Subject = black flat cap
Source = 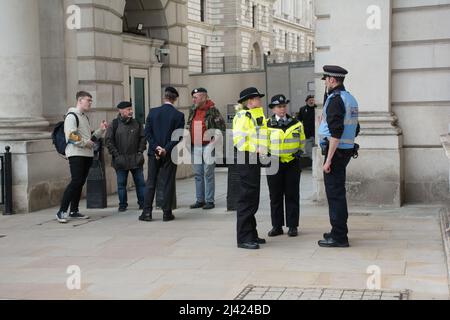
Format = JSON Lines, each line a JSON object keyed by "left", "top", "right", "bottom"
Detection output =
{"left": 269, "top": 94, "right": 290, "bottom": 109}
{"left": 238, "top": 87, "right": 265, "bottom": 103}
{"left": 117, "top": 101, "right": 132, "bottom": 109}
{"left": 305, "top": 95, "right": 315, "bottom": 102}
{"left": 191, "top": 87, "right": 208, "bottom": 96}
{"left": 322, "top": 65, "right": 348, "bottom": 80}
{"left": 165, "top": 86, "right": 179, "bottom": 97}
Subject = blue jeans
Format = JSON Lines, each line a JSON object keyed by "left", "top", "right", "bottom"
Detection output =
{"left": 192, "top": 145, "right": 215, "bottom": 203}
{"left": 116, "top": 168, "right": 145, "bottom": 208}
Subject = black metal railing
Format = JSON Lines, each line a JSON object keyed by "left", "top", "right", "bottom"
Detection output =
{"left": 1, "top": 146, "right": 13, "bottom": 215}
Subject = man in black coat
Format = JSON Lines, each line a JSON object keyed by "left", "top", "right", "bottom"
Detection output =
{"left": 139, "top": 87, "right": 185, "bottom": 222}
{"left": 297, "top": 95, "right": 317, "bottom": 162}
{"left": 105, "top": 101, "right": 146, "bottom": 212}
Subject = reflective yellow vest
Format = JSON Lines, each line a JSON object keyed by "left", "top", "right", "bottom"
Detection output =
{"left": 268, "top": 119, "right": 305, "bottom": 163}
{"left": 233, "top": 107, "right": 268, "bottom": 153}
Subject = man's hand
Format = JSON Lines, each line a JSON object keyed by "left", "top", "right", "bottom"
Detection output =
{"left": 155, "top": 146, "right": 167, "bottom": 158}
{"left": 323, "top": 159, "right": 332, "bottom": 174}
{"left": 100, "top": 120, "right": 108, "bottom": 131}
{"left": 86, "top": 140, "right": 95, "bottom": 149}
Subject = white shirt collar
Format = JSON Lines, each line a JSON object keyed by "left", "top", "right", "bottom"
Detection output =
{"left": 275, "top": 115, "right": 287, "bottom": 121}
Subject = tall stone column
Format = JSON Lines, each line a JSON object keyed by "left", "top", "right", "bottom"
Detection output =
{"left": 313, "top": 0, "right": 403, "bottom": 207}
{"left": 0, "top": 0, "right": 68, "bottom": 213}
{"left": 0, "top": 0, "right": 49, "bottom": 140}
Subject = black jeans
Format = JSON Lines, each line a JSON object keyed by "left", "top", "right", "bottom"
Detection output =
{"left": 60, "top": 156, "right": 93, "bottom": 213}
{"left": 324, "top": 151, "right": 352, "bottom": 242}
{"left": 267, "top": 159, "right": 301, "bottom": 228}
{"left": 143, "top": 155, "right": 177, "bottom": 214}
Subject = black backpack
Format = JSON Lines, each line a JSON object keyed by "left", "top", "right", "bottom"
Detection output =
{"left": 52, "top": 112, "right": 79, "bottom": 158}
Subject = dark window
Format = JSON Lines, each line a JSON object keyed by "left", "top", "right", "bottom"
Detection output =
{"left": 201, "top": 0, "right": 206, "bottom": 22}
{"left": 252, "top": 5, "right": 257, "bottom": 28}
{"left": 201, "top": 46, "right": 207, "bottom": 73}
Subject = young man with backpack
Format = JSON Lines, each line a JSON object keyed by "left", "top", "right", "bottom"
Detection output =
{"left": 105, "top": 101, "right": 146, "bottom": 212}
{"left": 55, "top": 91, "right": 108, "bottom": 223}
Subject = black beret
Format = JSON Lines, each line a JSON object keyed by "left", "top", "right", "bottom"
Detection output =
{"left": 305, "top": 95, "right": 315, "bottom": 102}
{"left": 191, "top": 87, "right": 208, "bottom": 96}
{"left": 117, "top": 101, "right": 132, "bottom": 109}
{"left": 165, "top": 86, "right": 179, "bottom": 97}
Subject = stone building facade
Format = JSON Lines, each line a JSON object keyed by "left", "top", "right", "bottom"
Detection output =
{"left": 187, "top": 0, "right": 315, "bottom": 74}
{"left": 0, "top": 0, "right": 191, "bottom": 213}
{"left": 313, "top": 0, "right": 450, "bottom": 206}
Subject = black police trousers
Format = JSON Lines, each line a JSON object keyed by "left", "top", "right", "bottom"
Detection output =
{"left": 324, "top": 151, "right": 352, "bottom": 242}
{"left": 143, "top": 156, "right": 177, "bottom": 214}
{"left": 267, "top": 158, "right": 301, "bottom": 229}
{"left": 236, "top": 155, "right": 261, "bottom": 244}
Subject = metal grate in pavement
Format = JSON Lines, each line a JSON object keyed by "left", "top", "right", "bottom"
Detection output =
{"left": 235, "top": 285, "right": 409, "bottom": 300}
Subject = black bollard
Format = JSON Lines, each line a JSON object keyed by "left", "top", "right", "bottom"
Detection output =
{"left": 86, "top": 139, "right": 107, "bottom": 208}
{"left": 3, "top": 146, "right": 13, "bottom": 215}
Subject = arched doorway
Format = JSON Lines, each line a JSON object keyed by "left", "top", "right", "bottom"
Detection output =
{"left": 121, "top": 0, "right": 190, "bottom": 109}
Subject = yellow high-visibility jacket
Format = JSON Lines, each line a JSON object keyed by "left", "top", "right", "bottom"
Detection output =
{"left": 232, "top": 107, "right": 268, "bottom": 153}
{"left": 268, "top": 116, "right": 305, "bottom": 163}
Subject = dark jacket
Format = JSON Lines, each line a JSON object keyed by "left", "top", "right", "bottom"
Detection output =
{"left": 144, "top": 103, "right": 185, "bottom": 156}
{"left": 297, "top": 104, "right": 317, "bottom": 138}
{"left": 105, "top": 116, "right": 146, "bottom": 170}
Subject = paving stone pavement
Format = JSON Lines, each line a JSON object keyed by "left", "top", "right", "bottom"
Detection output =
{"left": 0, "top": 169, "right": 449, "bottom": 300}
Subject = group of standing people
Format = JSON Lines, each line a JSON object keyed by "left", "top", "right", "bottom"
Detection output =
{"left": 56, "top": 64, "right": 359, "bottom": 251}
{"left": 232, "top": 65, "right": 360, "bottom": 250}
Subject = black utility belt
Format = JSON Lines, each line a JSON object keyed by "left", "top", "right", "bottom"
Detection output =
{"left": 321, "top": 143, "right": 360, "bottom": 159}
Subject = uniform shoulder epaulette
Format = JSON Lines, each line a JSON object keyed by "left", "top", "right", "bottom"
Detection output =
{"left": 245, "top": 111, "right": 252, "bottom": 119}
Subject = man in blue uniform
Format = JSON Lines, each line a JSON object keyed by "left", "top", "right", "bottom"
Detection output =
{"left": 317, "top": 65, "right": 360, "bottom": 248}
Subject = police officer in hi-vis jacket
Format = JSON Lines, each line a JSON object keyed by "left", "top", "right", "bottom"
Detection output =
{"left": 266, "top": 94, "right": 305, "bottom": 238}
{"left": 232, "top": 87, "right": 269, "bottom": 250}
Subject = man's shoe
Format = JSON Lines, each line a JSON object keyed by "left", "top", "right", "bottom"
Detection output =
{"left": 118, "top": 207, "right": 127, "bottom": 212}
{"left": 268, "top": 227, "right": 284, "bottom": 237}
{"left": 256, "top": 237, "right": 266, "bottom": 244}
{"left": 318, "top": 237, "right": 350, "bottom": 248}
{"left": 203, "top": 202, "right": 215, "bottom": 210}
{"left": 237, "top": 242, "right": 260, "bottom": 250}
{"left": 69, "top": 211, "right": 90, "bottom": 219}
{"left": 288, "top": 227, "right": 298, "bottom": 237}
{"left": 190, "top": 202, "right": 205, "bottom": 209}
{"left": 56, "top": 211, "right": 68, "bottom": 224}
{"left": 138, "top": 213, "right": 152, "bottom": 222}
{"left": 323, "top": 232, "right": 332, "bottom": 240}
{"left": 163, "top": 213, "right": 175, "bottom": 222}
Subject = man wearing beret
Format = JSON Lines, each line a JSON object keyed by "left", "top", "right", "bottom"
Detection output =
{"left": 139, "top": 87, "right": 185, "bottom": 222}
{"left": 187, "top": 88, "right": 226, "bottom": 210}
{"left": 105, "top": 101, "right": 146, "bottom": 212}
{"left": 318, "top": 65, "right": 360, "bottom": 248}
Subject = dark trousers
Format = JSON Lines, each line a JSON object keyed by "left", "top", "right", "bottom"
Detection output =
{"left": 143, "top": 155, "right": 177, "bottom": 214}
{"left": 116, "top": 168, "right": 145, "bottom": 208}
{"left": 324, "top": 152, "right": 352, "bottom": 242}
{"left": 60, "top": 156, "right": 93, "bottom": 213}
{"left": 236, "top": 161, "right": 261, "bottom": 244}
{"left": 267, "top": 159, "right": 301, "bottom": 228}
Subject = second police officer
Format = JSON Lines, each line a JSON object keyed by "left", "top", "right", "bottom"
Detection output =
{"left": 266, "top": 94, "right": 305, "bottom": 238}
